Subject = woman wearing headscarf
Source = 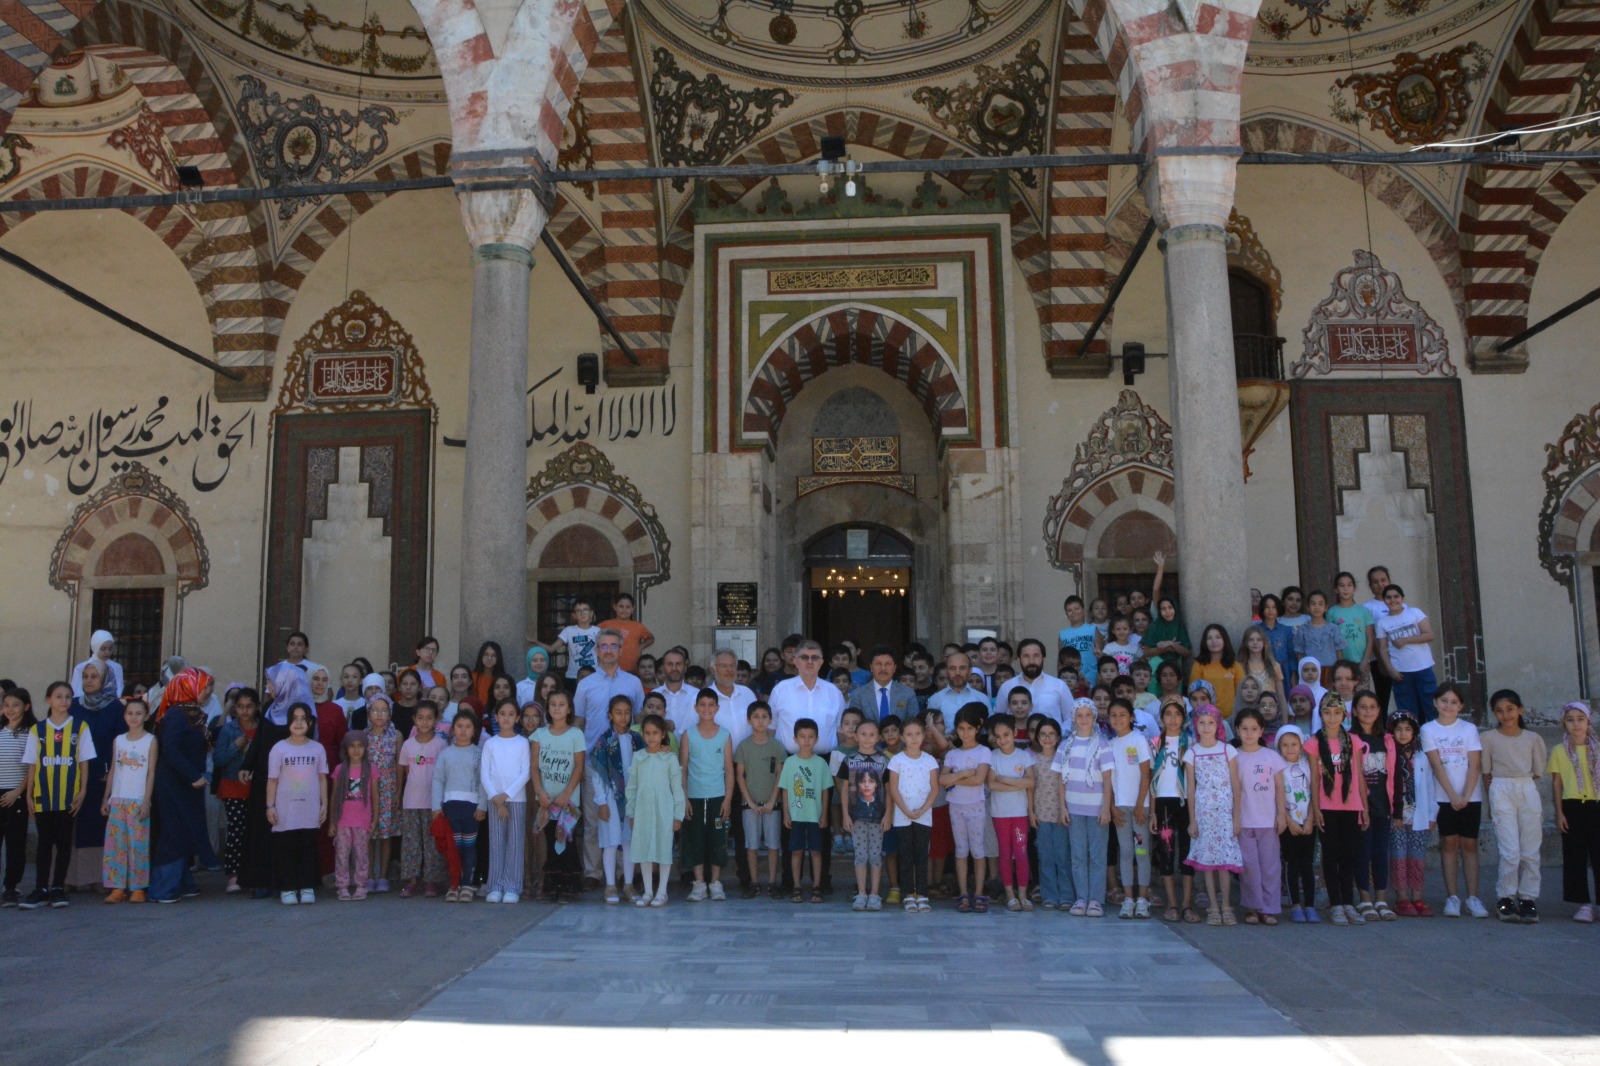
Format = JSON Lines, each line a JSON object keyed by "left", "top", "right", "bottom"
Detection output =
{"left": 70, "top": 630, "right": 124, "bottom": 701}
{"left": 143, "top": 655, "right": 189, "bottom": 721}
{"left": 149, "top": 668, "right": 219, "bottom": 902}
{"left": 65, "top": 660, "right": 126, "bottom": 890}
{"left": 515, "top": 646, "right": 551, "bottom": 709}
{"left": 238, "top": 662, "right": 313, "bottom": 897}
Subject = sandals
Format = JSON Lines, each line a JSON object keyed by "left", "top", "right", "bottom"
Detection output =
{"left": 974, "top": 895, "right": 990, "bottom": 913}
{"left": 1085, "top": 900, "right": 1103, "bottom": 918}
{"left": 1243, "top": 910, "right": 1261, "bottom": 925}
{"left": 1376, "top": 901, "right": 1398, "bottom": 922}
{"left": 1261, "top": 913, "right": 1279, "bottom": 926}
{"left": 1206, "top": 907, "right": 1222, "bottom": 926}
{"left": 791, "top": 891, "right": 804, "bottom": 904}
{"left": 957, "top": 894, "right": 972, "bottom": 913}
{"left": 1182, "top": 907, "right": 1203, "bottom": 924}
{"left": 809, "top": 891, "right": 823, "bottom": 904}
{"left": 1163, "top": 906, "right": 1181, "bottom": 922}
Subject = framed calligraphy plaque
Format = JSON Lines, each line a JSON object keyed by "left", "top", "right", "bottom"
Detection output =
{"left": 307, "top": 351, "right": 400, "bottom": 404}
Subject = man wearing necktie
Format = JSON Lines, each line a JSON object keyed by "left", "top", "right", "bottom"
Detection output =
{"left": 847, "top": 646, "right": 918, "bottom": 724}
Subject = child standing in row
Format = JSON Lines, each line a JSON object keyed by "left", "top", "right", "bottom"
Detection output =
{"left": 1388, "top": 710, "right": 1434, "bottom": 916}
{"left": 842, "top": 718, "right": 890, "bottom": 911}
{"left": 481, "top": 700, "right": 531, "bottom": 904}
{"left": 1232, "top": 708, "right": 1284, "bottom": 926}
{"left": 431, "top": 710, "right": 485, "bottom": 902}
{"left": 941, "top": 704, "right": 992, "bottom": 913}
{"left": 1276, "top": 725, "right": 1318, "bottom": 922}
{"left": 1550, "top": 701, "right": 1599, "bottom": 921}
{"left": 267, "top": 704, "right": 328, "bottom": 906}
{"left": 1183, "top": 704, "right": 1242, "bottom": 926}
{"left": 1351, "top": 692, "right": 1398, "bottom": 921}
{"left": 328, "top": 730, "right": 375, "bottom": 900}
{"left": 987, "top": 716, "right": 1034, "bottom": 913}
{"left": 780, "top": 719, "right": 833, "bottom": 903}
{"left": 1421, "top": 683, "right": 1488, "bottom": 918}
{"left": 1030, "top": 718, "right": 1070, "bottom": 909}
{"left": 1058, "top": 698, "right": 1112, "bottom": 917}
{"left": 101, "top": 698, "right": 156, "bottom": 903}
{"left": 531, "top": 691, "right": 585, "bottom": 902}
{"left": 364, "top": 696, "right": 402, "bottom": 893}
{"left": 1149, "top": 698, "right": 1193, "bottom": 923}
{"left": 681, "top": 689, "right": 733, "bottom": 902}
{"left": 19, "top": 683, "right": 94, "bottom": 909}
{"left": 735, "top": 701, "right": 785, "bottom": 899}
{"left": 627, "top": 714, "right": 683, "bottom": 908}
{"left": 0, "top": 688, "right": 34, "bottom": 907}
{"left": 398, "top": 702, "right": 447, "bottom": 897}
{"left": 1481, "top": 689, "right": 1546, "bottom": 922}
{"left": 1107, "top": 700, "right": 1151, "bottom": 919}
{"left": 1308, "top": 693, "right": 1369, "bottom": 926}
{"left": 590, "top": 695, "right": 642, "bottom": 905}
{"left": 887, "top": 717, "right": 937, "bottom": 912}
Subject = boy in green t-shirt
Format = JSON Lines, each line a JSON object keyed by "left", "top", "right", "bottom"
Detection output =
{"left": 778, "top": 719, "right": 832, "bottom": 904}
{"left": 734, "top": 700, "right": 786, "bottom": 899}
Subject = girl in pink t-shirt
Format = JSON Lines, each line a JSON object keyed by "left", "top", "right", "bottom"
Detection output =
{"left": 328, "top": 730, "right": 376, "bottom": 900}
{"left": 1231, "top": 709, "right": 1286, "bottom": 926}
{"left": 1308, "top": 692, "right": 1370, "bottom": 926}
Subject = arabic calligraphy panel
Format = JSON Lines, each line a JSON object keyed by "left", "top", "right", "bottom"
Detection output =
{"left": 308, "top": 352, "right": 400, "bottom": 404}
{"left": 1292, "top": 250, "right": 1454, "bottom": 378}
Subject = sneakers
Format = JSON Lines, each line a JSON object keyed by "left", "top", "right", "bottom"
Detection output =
{"left": 1118, "top": 897, "right": 1136, "bottom": 919}
{"left": 866, "top": 894, "right": 882, "bottom": 911}
{"left": 49, "top": 889, "right": 68, "bottom": 908}
{"left": 299, "top": 888, "right": 315, "bottom": 905}
{"left": 1465, "top": 896, "right": 1490, "bottom": 919}
{"left": 1516, "top": 899, "right": 1538, "bottom": 924}
{"left": 1330, "top": 906, "right": 1349, "bottom": 927}
{"left": 280, "top": 891, "right": 299, "bottom": 906}
{"left": 852, "top": 893, "right": 868, "bottom": 911}
{"left": 1289, "top": 905, "right": 1306, "bottom": 923}
{"left": 485, "top": 889, "right": 504, "bottom": 904}
{"left": 503, "top": 892, "right": 520, "bottom": 904}
{"left": 1443, "top": 895, "right": 1462, "bottom": 917}
{"left": 444, "top": 887, "right": 460, "bottom": 902}
{"left": 708, "top": 881, "right": 727, "bottom": 902}
{"left": 1497, "top": 897, "right": 1518, "bottom": 922}
{"left": 0, "top": 889, "right": 18, "bottom": 908}
{"left": 1134, "top": 898, "right": 1151, "bottom": 919}
{"left": 1575, "top": 903, "right": 1595, "bottom": 923}
{"left": 688, "top": 881, "right": 709, "bottom": 903}
{"left": 885, "top": 888, "right": 902, "bottom": 906}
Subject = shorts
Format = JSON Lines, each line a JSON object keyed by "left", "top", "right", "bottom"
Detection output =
{"left": 949, "top": 802, "right": 989, "bottom": 859}
{"left": 882, "top": 827, "right": 898, "bottom": 857}
{"left": 743, "top": 807, "right": 782, "bottom": 850}
{"left": 1435, "top": 800, "right": 1482, "bottom": 840}
{"left": 789, "top": 821, "right": 823, "bottom": 852}
{"left": 851, "top": 821, "right": 884, "bottom": 866}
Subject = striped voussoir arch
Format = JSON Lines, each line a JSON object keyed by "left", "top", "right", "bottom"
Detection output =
{"left": 1049, "top": 464, "right": 1175, "bottom": 567}
{"left": 1, "top": 163, "right": 205, "bottom": 268}
{"left": 0, "top": 0, "right": 96, "bottom": 135}
{"left": 526, "top": 483, "right": 664, "bottom": 587}
{"left": 1460, "top": 0, "right": 1600, "bottom": 362}
{"left": 742, "top": 305, "right": 970, "bottom": 448}
{"left": 534, "top": 0, "right": 626, "bottom": 170}
{"left": 51, "top": 482, "right": 207, "bottom": 596}
{"left": 1039, "top": 8, "right": 1116, "bottom": 372}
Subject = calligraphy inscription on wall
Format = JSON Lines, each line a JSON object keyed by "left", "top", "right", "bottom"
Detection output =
{"left": 443, "top": 366, "right": 678, "bottom": 450}
{"left": 768, "top": 265, "right": 937, "bottom": 294}
{"left": 0, "top": 393, "right": 256, "bottom": 495}
{"left": 308, "top": 351, "right": 399, "bottom": 403}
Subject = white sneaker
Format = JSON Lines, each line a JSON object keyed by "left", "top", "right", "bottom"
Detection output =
{"left": 867, "top": 894, "right": 883, "bottom": 911}
{"left": 688, "top": 881, "right": 708, "bottom": 902}
{"left": 708, "top": 881, "right": 726, "bottom": 901}
{"left": 1119, "top": 898, "right": 1136, "bottom": 919}
{"left": 298, "top": 888, "right": 315, "bottom": 905}
{"left": 279, "top": 891, "right": 298, "bottom": 906}
{"left": 1465, "top": 896, "right": 1490, "bottom": 919}
{"left": 1443, "top": 895, "right": 1462, "bottom": 917}
{"left": 485, "top": 889, "right": 504, "bottom": 904}
{"left": 503, "top": 892, "right": 519, "bottom": 905}
{"left": 852, "top": 893, "right": 868, "bottom": 911}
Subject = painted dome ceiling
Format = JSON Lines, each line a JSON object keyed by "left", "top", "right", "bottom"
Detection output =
{"left": 178, "top": 0, "right": 438, "bottom": 81}
{"left": 1247, "top": 0, "right": 1519, "bottom": 68}
{"left": 634, "top": 0, "right": 1056, "bottom": 84}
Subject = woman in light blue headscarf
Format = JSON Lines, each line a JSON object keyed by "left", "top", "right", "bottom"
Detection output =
{"left": 263, "top": 661, "right": 314, "bottom": 728}
{"left": 517, "top": 646, "right": 552, "bottom": 708}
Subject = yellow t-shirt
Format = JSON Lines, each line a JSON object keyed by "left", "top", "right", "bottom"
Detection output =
{"left": 1547, "top": 743, "right": 1597, "bottom": 801}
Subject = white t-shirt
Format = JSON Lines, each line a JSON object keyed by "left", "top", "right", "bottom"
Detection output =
{"left": 995, "top": 673, "right": 1069, "bottom": 727}
{"left": 1102, "top": 636, "right": 1143, "bottom": 675}
{"left": 1151, "top": 735, "right": 1185, "bottom": 799}
{"left": 1376, "top": 606, "right": 1434, "bottom": 673}
{"left": 558, "top": 625, "right": 601, "bottom": 678}
{"left": 988, "top": 747, "right": 1033, "bottom": 819}
{"left": 888, "top": 750, "right": 938, "bottom": 826}
{"left": 1108, "top": 731, "right": 1152, "bottom": 806}
{"left": 1420, "top": 717, "right": 1483, "bottom": 802}
{"left": 109, "top": 732, "right": 154, "bottom": 801}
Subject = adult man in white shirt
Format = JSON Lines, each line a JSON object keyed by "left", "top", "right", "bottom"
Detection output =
{"left": 653, "top": 647, "right": 698, "bottom": 738}
{"left": 995, "top": 638, "right": 1069, "bottom": 727}
{"left": 846, "top": 645, "right": 918, "bottom": 724}
{"left": 926, "top": 650, "right": 993, "bottom": 721}
{"left": 768, "top": 638, "right": 844, "bottom": 894}
{"left": 573, "top": 629, "right": 644, "bottom": 885}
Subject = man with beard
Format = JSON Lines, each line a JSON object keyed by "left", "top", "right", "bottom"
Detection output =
{"left": 996, "top": 639, "right": 1069, "bottom": 728}
{"left": 847, "top": 646, "right": 918, "bottom": 724}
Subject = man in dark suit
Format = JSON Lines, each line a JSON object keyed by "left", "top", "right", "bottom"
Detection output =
{"left": 847, "top": 645, "right": 919, "bottom": 723}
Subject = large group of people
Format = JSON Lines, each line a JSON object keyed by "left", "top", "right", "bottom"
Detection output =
{"left": 1, "top": 566, "right": 1596, "bottom": 931}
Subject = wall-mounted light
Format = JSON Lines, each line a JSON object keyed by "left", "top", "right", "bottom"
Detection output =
{"left": 576, "top": 352, "right": 600, "bottom": 395}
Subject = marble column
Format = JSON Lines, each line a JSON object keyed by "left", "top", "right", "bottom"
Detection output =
{"left": 1147, "top": 155, "right": 1248, "bottom": 631}
{"left": 455, "top": 169, "right": 548, "bottom": 662}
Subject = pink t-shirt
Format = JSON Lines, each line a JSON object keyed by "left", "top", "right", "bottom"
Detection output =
{"left": 1234, "top": 747, "right": 1286, "bottom": 829}
{"left": 1304, "top": 734, "right": 1369, "bottom": 812}
{"left": 942, "top": 744, "right": 992, "bottom": 807}
{"left": 268, "top": 740, "right": 328, "bottom": 832}
{"left": 337, "top": 766, "right": 372, "bottom": 829}
{"left": 400, "top": 735, "right": 446, "bottom": 810}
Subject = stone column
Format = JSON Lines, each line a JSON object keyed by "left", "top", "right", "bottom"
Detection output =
{"left": 1147, "top": 155, "right": 1248, "bottom": 630}
{"left": 455, "top": 159, "right": 549, "bottom": 661}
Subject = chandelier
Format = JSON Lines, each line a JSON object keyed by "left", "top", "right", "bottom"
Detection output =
{"left": 707, "top": 0, "right": 1000, "bottom": 65}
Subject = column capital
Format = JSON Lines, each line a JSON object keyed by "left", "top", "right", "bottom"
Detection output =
{"left": 452, "top": 149, "right": 555, "bottom": 254}
{"left": 1141, "top": 152, "right": 1239, "bottom": 236}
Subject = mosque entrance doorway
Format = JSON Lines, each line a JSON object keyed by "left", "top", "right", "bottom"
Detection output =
{"left": 804, "top": 526, "right": 914, "bottom": 655}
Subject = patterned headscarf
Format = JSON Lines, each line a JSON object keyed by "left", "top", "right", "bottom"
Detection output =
{"left": 1389, "top": 709, "right": 1421, "bottom": 810}
{"left": 264, "top": 661, "right": 313, "bottom": 726}
{"left": 156, "top": 667, "right": 212, "bottom": 724}
{"left": 1562, "top": 701, "right": 1600, "bottom": 798}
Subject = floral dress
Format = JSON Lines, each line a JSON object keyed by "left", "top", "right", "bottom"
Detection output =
{"left": 368, "top": 724, "right": 402, "bottom": 838}
{"left": 1182, "top": 742, "right": 1243, "bottom": 872}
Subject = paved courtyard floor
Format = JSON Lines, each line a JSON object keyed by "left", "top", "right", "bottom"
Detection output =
{"left": 9, "top": 865, "right": 1597, "bottom": 1066}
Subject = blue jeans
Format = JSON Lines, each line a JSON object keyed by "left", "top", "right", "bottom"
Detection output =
{"left": 149, "top": 860, "right": 196, "bottom": 902}
{"left": 1036, "top": 821, "right": 1074, "bottom": 905}
{"left": 1068, "top": 815, "right": 1109, "bottom": 904}
{"left": 1391, "top": 665, "right": 1437, "bottom": 722}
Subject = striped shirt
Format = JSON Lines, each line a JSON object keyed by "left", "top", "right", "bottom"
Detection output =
{"left": 0, "top": 728, "right": 28, "bottom": 790}
{"left": 23, "top": 717, "right": 96, "bottom": 812}
{"left": 1052, "top": 733, "right": 1113, "bottom": 817}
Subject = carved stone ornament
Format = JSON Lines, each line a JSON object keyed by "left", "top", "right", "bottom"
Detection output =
{"left": 235, "top": 75, "right": 401, "bottom": 219}
{"left": 1551, "top": 53, "right": 1600, "bottom": 151}
{"left": 48, "top": 461, "right": 210, "bottom": 598}
{"left": 1537, "top": 402, "right": 1600, "bottom": 587}
{"left": 1226, "top": 208, "right": 1282, "bottom": 318}
{"left": 1292, "top": 250, "right": 1454, "bottom": 378}
{"left": 1043, "top": 389, "right": 1173, "bottom": 568}
{"left": 649, "top": 48, "right": 794, "bottom": 190}
{"left": 105, "top": 104, "right": 179, "bottom": 191}
{"left": 1, "top": 132, "right": 34, "bottom": 185}
{"left": 797, "top": 436, "right": 916, "bottom": 497}
{"left": 912, "top": 38, "right": 1050, "bottom": 184}
{"left": 526, "top": 442, "right": 672, "bottom": 596}
{"left": 1329, "top": 45, "right": 1489, "bottom": 147}
{"left": 274, "top": 290, "right": 435, "bottom": 416}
